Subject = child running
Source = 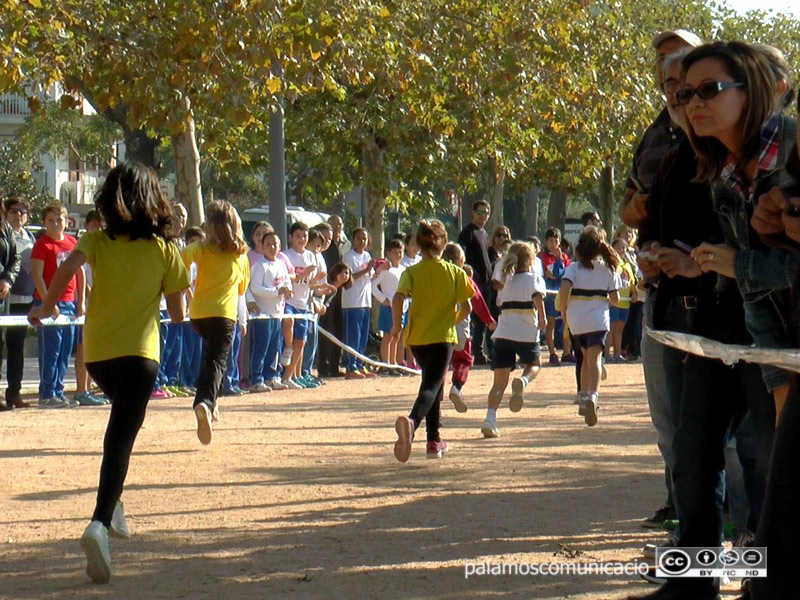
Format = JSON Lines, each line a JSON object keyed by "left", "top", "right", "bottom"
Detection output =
{"left": 481, "top": 242, "right": 547, "bottom": 438}
{"left": 182, "top": 201, "right": 250, "bottom": 444}
{"left": 441, "top": 242, "right": 496, "bottom": 412}
{"left": 559, "top": 226, "right": 620, "bottom": 427}
{"left": 29, "top": 162, "right": 190, "bottom": 583}
{"left": 392, "top": 220, "right": 474, "bottom": 462}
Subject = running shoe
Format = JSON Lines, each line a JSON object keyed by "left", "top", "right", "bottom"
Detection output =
{"left": 509, "top": 377, "right": 526, "bottom": 412}
{"left": 81, "top": 520, "right": 112, "bottom": 583}
{"left": 109, "top": 501, "right": 131, "bottom": 539}
{"left": 271, "top": 378, "right": 289, "bottom": 391}
{"left": 394, "top": 416, "right": 414, "bottom": 463}
{"left": 194, "top": 403, "right": 213, "bottom": 444}
{"left": 426, "top": 440, "right": 449, "bottom": 459}
{"left": 38, "top": 396, "right": 69, "bottom": 409}
{"left": 448, "top": 385, "right": 468, "bottom": 413}
{"left": 481, "top": 418, "right": 500, "bottom": 438}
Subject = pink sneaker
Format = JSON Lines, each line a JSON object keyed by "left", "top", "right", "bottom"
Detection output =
{"left": 150, "top": 389, "right": 169, "bottom": 400}
{"left": 345, "top": 371, "right": 365, "bottom": 380}
{"left": 426, "top": 440, "right": 449, "bottom": 459}
{"left": 360, "top": 368, "right": 377, "bottom": 379}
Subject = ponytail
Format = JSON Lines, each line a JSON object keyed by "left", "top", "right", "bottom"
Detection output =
{"left": 600, "top": 241, "right": 620, "bottom": 271}
{"left": 500, "top": 251, "right": 519, "bottom": 279}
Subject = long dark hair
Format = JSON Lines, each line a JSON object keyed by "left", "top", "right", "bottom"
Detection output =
{"left": 575, "top": 226, "right": 619, "bottom": 270}
{"left": 94, "top": 162, "right": 173, "bottom": 241}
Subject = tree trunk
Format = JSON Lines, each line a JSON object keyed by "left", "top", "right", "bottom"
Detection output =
{"left": 171, "top": 94, "right": 204, "bottom": 226}
{"left": 486, "top": 153, "right": 505, "bottom": 231}
{"left": 525, "top": 185, "right": 540, "bottom": 238}
{"left": 598, "top": 164, "right": 615, "bottom": 239}
{"left": 362, "top": 135, "right": 387, "bottom": 257}
{"left": 123, "top": 127, "right": 162, "bottom": 171}
{"left": 547, "top": 188, "right": 568, "bottom": 233}
{"left": 269, "top": 98, "right": 287, "bottom": 247}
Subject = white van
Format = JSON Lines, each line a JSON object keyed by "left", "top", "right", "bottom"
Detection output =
{"left": 240, "top": 205, "right": 331, "bottom": 242}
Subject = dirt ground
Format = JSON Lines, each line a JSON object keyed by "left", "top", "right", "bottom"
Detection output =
{"left": 0, "top": 362, "right": 746, "bottom": 599}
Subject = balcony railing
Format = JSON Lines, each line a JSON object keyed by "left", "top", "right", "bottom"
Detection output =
{"left": 0, "top": 93, "right": 32, "bottom": 117}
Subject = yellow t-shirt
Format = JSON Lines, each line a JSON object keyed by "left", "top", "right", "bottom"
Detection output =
{"left": 76, "top": 231, "right": 190, "bottom": 363}
{"left": 182, "top": 242, "right": 250, "bottom": 320}
{"left": 396, "top": 258, "right": 475, "bottom": 346}
{"left": 617, "top": 261, "right": 637, "bottom": 310}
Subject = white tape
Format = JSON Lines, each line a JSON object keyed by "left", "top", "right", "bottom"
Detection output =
{"left": 648, "top": 328, "right": 800, "bottom": 373}
{"left": 317, "top": 325, "right": 420, "bottom": 376}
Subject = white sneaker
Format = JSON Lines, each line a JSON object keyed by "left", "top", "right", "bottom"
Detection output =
{"left": 509, "top": 377, "right": 526, "bottom": 412}
{"left": 249, "top": 382, "right": 270, "bottom": 393}
{"left": 109, "top": 501, "right": 131, "bottom": 539}
{"left": 194, "top": 403, "right": 213, "bottom": 444}
{"left": 271, "top": 378, "right": 289, "bottom": 391}
{"left": 480, "top": 418, "right": 500, "bottom": 438}
{"left": 282, "top": 378, "right": 302, "bottom": 390}
{"left": 448, "top": 385, "right": 468, "bottom": 413}
{"left": 212, "top": 405, "right": 220, "bottom": 423}
{"left": 80, "top": 520, "right": 112, "bottom": 583}
{"left": 581, "top": 393, "right": 598, "bottom": 427}
{"left": 280, "top": 348, "right": 293, "bottom": 367}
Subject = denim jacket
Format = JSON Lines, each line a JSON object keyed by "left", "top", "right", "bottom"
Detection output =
{"left": 712, "top": 116, "right": 798, "bottom": 298}
{"left": 711, "top": 115, "right": 798, "bottom": 388}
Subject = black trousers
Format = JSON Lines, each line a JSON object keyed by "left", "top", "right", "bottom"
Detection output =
{"left": 87, "top": 356, "right": 160, "bottom": 527}
{"left": 752, "top": 374, "right": 800, "bottom": 600}
{"left": 408, "top": 343, "right": 453, "bottom": 443}
{"left": 192, "top": 317, "right": 236, "bottom": 409}
{"left": 318, "top": 293, "right": 343, "bottom": 375}
{"left": 4, "top": 302, "right": 31, "bottom": 400}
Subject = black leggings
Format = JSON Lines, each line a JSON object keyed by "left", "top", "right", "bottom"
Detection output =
{"left": 192, "top": 317, "right": 236, "bottom": 409}
{"left": 5, "top": 302, "right": 32, "bottom": 400}
{"left": 87, "top": 356, "right": 160, "bottom": 527}
{"left": 409, "top": 343, "right": 453, "bottom": 443}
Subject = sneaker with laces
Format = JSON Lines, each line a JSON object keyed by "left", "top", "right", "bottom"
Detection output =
{"left": 448, "top": 385, "right": 468, "bottom": 413}
{"left": 301, "top": 374, "right": 320, "bottom": 388}
{"left": 60, "top": 395, "right": 80, "bottom": 407}
{"left": 345, "top": 370, "right": 365, "bottom": 380}
{"left": 150, "top": 389, "right": 170, "bottom": 400}
{"left": 38, "top": 396, "right": 70, "bottom": 409}
{"left": 109, "top": 501, "right": 131, "bottom": 539}
{"left": 360, "top": 368, "right": 378, "bottom": 379}
{"left": 75, "top": 391, "right": 107, "bottom": 406}
{"left": 291, "top": 377, "right": 309, "bottom": 389}
{"left": 280, "top": 348, "right": 293, "bottom": 367}
{"left": 509, "top": 377, "right": 526, "bottom": 412}
{"left": 282, "top": 378, "right": 302, "bottom": 389}
{"left": 212, "top": 405, "right": 220, "bottom": 422}
{"left": 249, "top": 381, "right": 271, "bottom": 393}
{"left": 642, "top": 504, "right": 677, "bottom": 529}
{"left": 394, "top": 416, "right": 414, "bottom": 463}
{"left": 194, "top": 403, "right": 213, "bottom": 445}
{"left": 481, "top": 418, "right": 500, "bottom": 438}
{"left": 81, "top": 520, "right": 112, "bottom": 583}
{"left": 642, "top": 532, "right": 677, "bottom": 559}
{"left": 581, "top": 393, "right": 598, "bottom": 426}
{"left": 426, "top": 440, "right": 449, "bottom": 459}
{"left": 271, "top": 378, "right": 289, "bottom": 391}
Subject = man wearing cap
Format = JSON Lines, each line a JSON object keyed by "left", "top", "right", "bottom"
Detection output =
{"left": 619, "top": 29, "right": 701, "bottom": 538}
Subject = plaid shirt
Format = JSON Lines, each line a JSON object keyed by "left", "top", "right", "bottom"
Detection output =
{"left": 721, "top": 114, "right": 780, "bottom": 202}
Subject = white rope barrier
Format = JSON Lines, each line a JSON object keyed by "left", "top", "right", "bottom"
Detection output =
{"left": 317, "top": 325, "right": 420, "bottom": 376}
{"left": 647, "top": 329, "right": 800, "bottom": 373}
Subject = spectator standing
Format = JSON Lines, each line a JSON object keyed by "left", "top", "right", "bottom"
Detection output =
{"left": 2, "top": 197, "right": 28, "bottom": 410}
{"left": 457, "top": 200, "right": 492, "bottom": 364}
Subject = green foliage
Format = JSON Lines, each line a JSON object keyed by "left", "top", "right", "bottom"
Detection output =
{"left": 0, "top": 143, "right": 54, "bottom": 212}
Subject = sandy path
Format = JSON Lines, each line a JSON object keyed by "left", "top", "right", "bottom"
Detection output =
{"left": 0, "top": 363, "right": 744, "bottom": 599}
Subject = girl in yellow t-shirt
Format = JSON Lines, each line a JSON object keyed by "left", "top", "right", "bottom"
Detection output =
{"left": 608, "top": 237, "right": 638, "bottom": 362}
{"left": 391, "top": 220, "right": 474, "bottom": 462}
{"left": 182, "top": 201, "right": 250, "bottom": 446}
{"left": 29, "top": 162, "right": 190, "bottom": 584}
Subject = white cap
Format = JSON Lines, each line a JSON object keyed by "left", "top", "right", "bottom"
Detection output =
{"left": 652, "top": 29, "right": 702, "bottom": 50}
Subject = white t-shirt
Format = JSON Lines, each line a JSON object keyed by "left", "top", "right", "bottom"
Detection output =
{"left": 248, "top": 259, "right": 292, "bottom": 316}
{"left": 372, "top": 264, "right": 405, "bottom": 304}
{"left": 562, "top": 259, "right": 621, "bottom": 335}
{"left": 492, "top": 258, "right": 545, "bottom": 307}
{"left": 342, "top": 249, "right": 373, "bottom": 309}
{"left": 400, "top": 254, "right": 421, "bottom": 269}
{"left": 284, "top": 247, "right": 317, "bottom": 310}
{"left": 492, "top": 271, "right": 548, "bottom": 342}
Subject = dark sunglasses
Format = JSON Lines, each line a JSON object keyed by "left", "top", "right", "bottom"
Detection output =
{"left": 675, "top": 81, "right": 744, "bottom": 106}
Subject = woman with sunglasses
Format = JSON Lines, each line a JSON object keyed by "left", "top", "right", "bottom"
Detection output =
{"left": 664, "top": 41, "right": 795, "bottom": 600}
{"left": 2, "top": 198, "right": 34, "bottom": 409}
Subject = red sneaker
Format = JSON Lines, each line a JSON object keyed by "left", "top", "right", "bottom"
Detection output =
{"left": 360, "top": 368, "right": 378, "bottom": 379}
{"left": 426, "top": 440, "right": 449, "bottom": 459}
{"left": 150, "top": 389, "right": 170, "bottom": 400}
{"left": 345, "top": 370, "right": 365, "bottom": 380}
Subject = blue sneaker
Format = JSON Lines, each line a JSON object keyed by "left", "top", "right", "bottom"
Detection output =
{"left": 292, "top": 377, "right": 309, "bottom": 389}
{"left": 301, "top": 375, "right": 320, "bottom": 388}
{"left": 75, "top": 391, "right": 107, "bottom": 406}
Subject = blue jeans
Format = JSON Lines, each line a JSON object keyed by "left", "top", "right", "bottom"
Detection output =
{"left": 223, "top": 325, "right": 242, "bottom": 390}
{"left": 669, "top": 357, "right": 774, "bottom": 595}
{"left": 343, "top": 307, "right": 370, "bottom": 372}
{"left": 642, "top": 293, "right": 678, "bottom": 508}
{"left": 36, "top": 299, "right": 75, "bottom": 399}
{"left": 158, "top": 316, "right": 183, "bottom": 385}
{"left": 180, "top": 321, "right": 202, "bottom": 387}
{"left": 301, "top": 320, "right": 318, "bottom": 377}
{"left": 251, "top": 318, "right": 283, "bottom": 384}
